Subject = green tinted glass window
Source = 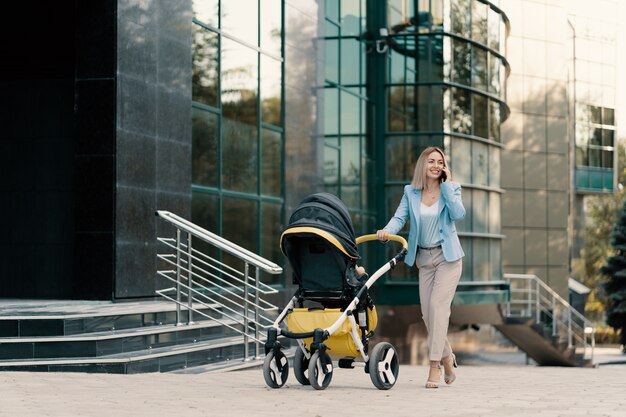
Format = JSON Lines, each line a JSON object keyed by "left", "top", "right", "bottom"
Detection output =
{"left": 260, "top": 0, "right": 282, "bottom": 56}
{"left": 221, "top": 118, "right": 258, "bottom": 193}
{"left": 388, "top": 85, "right": 415, "bottom": 132}
{"left": 221, "top": 38, "right": 258, "bottom": 125}
{"left": 192, "top": 108, "right": 219, "bottom": 187}
{"left": 222, "top": 196, "right": 258, "bottom": 252}
{"left": 341, "top": 38, "right": 361, "bottom": 84}
{"left": 261, "top": 129, "right": 281, "bottom": 196}
{"left": 451, "top": 0, "right": 470, "bottom": 37}
{"left": 192, "top": 26, "right": 219, "bottom": 107}
{"left": 261, "top": 201, "right": 282, "bottom": 284}
{"left": 451, "top": 87, "right": 472, "bottom": 134}
{"left": 221, "top": 0, "right": 258, "bottom": 44}
{"left": 341, "top": 91, "right": 360, "bottom": 134}
{"left": 452, "top": 39, "right": 471, "bottom": 85}
{"left": 472, "top": 47, "right": 488, "bottom": 91}
{"left": 471, "top": 0, "right": 488, "bottom": 45}
{"left": 191, "top": 0, "right": 285, "bottom": 287}
{"left": 473, "top": 94, "right": 488, "bottom": 138}
{"left": 261, "top": 54, "right": 282, "bottom": 126}
{"left": 193, "top": 0, "right": 219, "bottom": 27}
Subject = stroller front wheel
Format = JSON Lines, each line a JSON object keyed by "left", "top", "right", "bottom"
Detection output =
{"left": 293, "top": 347, "right": 311, "bottom": 385}
{"left": 308, "top": 351, "right": 333, "bottom": 390}
{"left": 368, "top": 342, "right": 399, "bottom": 390}
{"left": 263, "top": 349, "right": 289, "bottom": 389}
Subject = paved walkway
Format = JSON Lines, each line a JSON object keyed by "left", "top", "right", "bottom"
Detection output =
{"left": 1, "top": 356, "right": 625, "bottom": 417}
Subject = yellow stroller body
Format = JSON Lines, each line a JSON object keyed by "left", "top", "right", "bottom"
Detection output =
{"left": 263, "top": 193, "right": 407, "bottom": 390}
{"left": 287, "top": 306, "right": 378, "bottom": 357}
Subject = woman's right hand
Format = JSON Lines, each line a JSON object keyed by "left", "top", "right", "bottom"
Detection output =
{"left": 376, "top": 229, "right": 389, "bottom": 241}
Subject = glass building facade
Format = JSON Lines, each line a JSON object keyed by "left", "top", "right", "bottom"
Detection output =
{"left": 383, "top": 0, "right": 509, "bottom": 283}
{"left": 5, "top": 0, "right": 617, "bottom": 306}
{"left": 191, "top": 0, "right": 285, "bottom": 285}
{"left": 188, "top": 0, "right": 511, "bottom": 293}
{"left": 321, "top": 1, "right": 378, "bottom": 266}
{"left": 569, "top": 4, "right": 617, "bottom": 193}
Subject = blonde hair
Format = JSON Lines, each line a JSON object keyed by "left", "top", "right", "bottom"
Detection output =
{"left": 411, "top": 147, "right": 448, "bottom": 189}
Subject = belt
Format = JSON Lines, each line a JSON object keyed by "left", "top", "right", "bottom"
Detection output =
{"left": 419, "top": 245, "right": 441, "bottom": 250}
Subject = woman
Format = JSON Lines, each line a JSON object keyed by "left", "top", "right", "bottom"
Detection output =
{"left": 376, "top": 147, "right": 465, "bottom": 388}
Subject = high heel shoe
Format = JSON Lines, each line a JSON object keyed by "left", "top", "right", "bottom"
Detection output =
{"left": 425, "top": 364, "right": 441, "bottom": 389}
{"left": 442, "top": 353, "right": 458, "bottom": 385}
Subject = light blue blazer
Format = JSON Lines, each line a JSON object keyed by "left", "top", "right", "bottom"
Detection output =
{"left": 383, "top": 182, "right": 466, "bottom": 266}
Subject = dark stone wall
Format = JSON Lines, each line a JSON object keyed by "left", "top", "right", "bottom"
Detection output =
{"left": 0, "top": 1, "right": 77, "bottom": 298}
{"left": 74, "top": 1, "right": 117, "bottom": 299}
{"left": 115, "top": 0, "right": 193, "bottom": 298}
{"left": 0, "top": 0, "right": 192, "bottom": 300}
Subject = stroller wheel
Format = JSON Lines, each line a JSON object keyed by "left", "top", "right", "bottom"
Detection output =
{"left": 368, "top": 342, "right": 399, "bottom": 390}
{"left": 293, "top": 347, "right": 311, "bottom": 385}
{"left": 308, "top": 351, "right": 333, "bottom": 390}
{"left": 263, "top": 350, "right": 289, "bottom": 389}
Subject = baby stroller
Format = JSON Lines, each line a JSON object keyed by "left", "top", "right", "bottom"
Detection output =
{"left": 263, "top": 193, "right": 408, "bottom": 390}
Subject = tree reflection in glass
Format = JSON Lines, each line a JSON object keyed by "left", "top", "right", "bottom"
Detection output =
{"left": 261, "top": 54, "right": 281, "bottom": 126}
{"left": 450, "top": 87, "right": 472, "bottom": 134}
{"left": 192, "top": 109, "right": 218, "bottom": 187}
{"left": 192, "top": 25, "right": 218, "bottom": 107}
{"left": 221, "top": 38, "right": 258, "bottom": 192}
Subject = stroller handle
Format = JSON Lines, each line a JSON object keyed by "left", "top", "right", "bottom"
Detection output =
{"left": 356, "top": 234, "right": 408, "bottom": 250}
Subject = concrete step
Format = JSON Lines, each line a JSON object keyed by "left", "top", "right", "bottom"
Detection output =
{"left": 170, "top": 345, "right": 296, "bottom": 374}
{"left": 0, "top": 319, "right": 243, "bottom": 360}
{"left": 0, "top": 300, "right": 272, "bottom": 373}
{"left": 0, "top": 300, "right": 221, "bottom": 337}
{"left": 0, "top": 335, "right": 260, "bottom": 373}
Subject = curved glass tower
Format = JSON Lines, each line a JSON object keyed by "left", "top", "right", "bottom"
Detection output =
{"left": 381, "top": 0, "right": 510, "bottom": 282}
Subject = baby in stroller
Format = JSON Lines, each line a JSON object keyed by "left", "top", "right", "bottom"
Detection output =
{"left": 263, "top": 193, "right": 408, "bottom": 390}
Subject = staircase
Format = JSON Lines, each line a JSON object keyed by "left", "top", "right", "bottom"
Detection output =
{"left": 0, "top": 213, "right": 596, "bottom": 371}
{"left": 495, "top": 273, "right": 595, "bottom": 367}
{"left": 0, "top": 300, "right": 254, "bottom": 372}
{"left": 153, "top": 210, "right": 285, "bottom": 370}
{"left": 0, "top": 211, "right": 284, "bottom": 373}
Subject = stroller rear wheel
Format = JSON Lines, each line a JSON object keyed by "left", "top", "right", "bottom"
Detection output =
{"left": 368, "top": 342, "right": 399, "bottom": 390}
{"left": 308, "top": 351, "right": 333, "bottom": 390}
{"left": 263, "top": 349, "right": 289, "bottom": 389}
{"left": 293, "top": 347, "right": 311, "bottom": 385}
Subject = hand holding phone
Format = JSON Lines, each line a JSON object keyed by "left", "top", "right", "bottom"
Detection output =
{"left": 441, "top": 166, "right": 450, "bottom": 182}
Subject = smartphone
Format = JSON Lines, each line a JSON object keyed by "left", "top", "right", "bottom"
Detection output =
{"left": 440, "top": 169, "right": 447, "bottom": 182}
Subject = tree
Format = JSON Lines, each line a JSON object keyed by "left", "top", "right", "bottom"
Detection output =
{"left": 580, "top": 140, "right": 626, "bottom": 315}
{"left": 582, "top": 188, "right": 625, "bottom": 313}
{"left": 600, "top": 198, "right": 626, "bottom": 349}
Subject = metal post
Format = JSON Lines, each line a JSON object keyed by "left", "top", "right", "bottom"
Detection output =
{"left": 535, "top": 279, "right": 540, "bottom": 323}
{"left": 243, "top": 262, "right": 250, "bottom": 361}
{"left": 567, "top": 308, "right": 573, "bottom": 348}
{"left": 591, "top": 328, "right": 595, "bottom": 363}
{"left": 552, "top": 297, "right": 557, "bottom": 337}
{"left": 175, "top": 229, "right": 182, "bottom": 326}
{"left": 505, "top": 276, "right": 511, "bottom": 316}
{"left": 527, "top": 278, "right": 532, "bottom": 317}
{"left": 187, "top": 232, "right": 194, "bottom": 325}
{"left": 255, "top": 266, "right": 260, "bottom": 359}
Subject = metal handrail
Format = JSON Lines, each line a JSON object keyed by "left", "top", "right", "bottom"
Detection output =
{"left": 503, "top": 273, "right": 595, "bottom": 363}
{"left": 156, "top": 211, "right": 283, "bottom": 274}
{"left": 155, "top": 211, "right": 283, "bottom": 361}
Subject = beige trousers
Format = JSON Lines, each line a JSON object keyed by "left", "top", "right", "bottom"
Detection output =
{"left": 416, "top": 246, "right": 462, "bottom": 361}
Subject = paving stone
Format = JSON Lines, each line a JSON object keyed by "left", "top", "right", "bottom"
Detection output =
{"left": 1, "top": 362, "right": 626, "bottom": 416}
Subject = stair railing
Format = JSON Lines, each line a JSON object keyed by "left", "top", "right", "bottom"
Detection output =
{"left": 503, "top": 273, "right": 595, "bottom": 362}
{"left": 155, "top": 210, "right": 282, "bottom": 361}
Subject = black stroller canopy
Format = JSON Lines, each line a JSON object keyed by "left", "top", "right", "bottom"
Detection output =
{"left": 281, "top": 193, "right": 359, "bottom": 259}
